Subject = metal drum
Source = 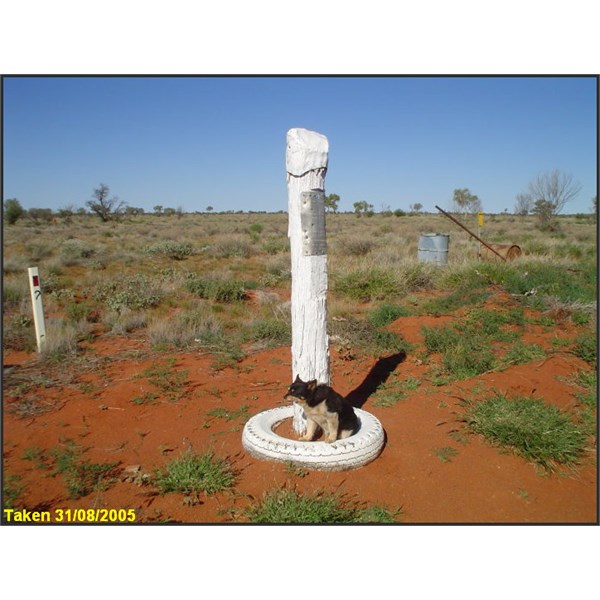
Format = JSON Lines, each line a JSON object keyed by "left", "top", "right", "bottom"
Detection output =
{"left": 418, "top": 233, "right": 449, "bottom": 265}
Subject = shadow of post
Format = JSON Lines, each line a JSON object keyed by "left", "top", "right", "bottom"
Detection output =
{"left": 344, "top": 352, "right": 407, "bottom": 409}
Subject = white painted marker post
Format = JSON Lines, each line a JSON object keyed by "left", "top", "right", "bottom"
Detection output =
{"left": 27, "top": 266, "right": 47, "bottom": 352}
{"left": 286, "top": 128, "right": 330, "bottom": 434}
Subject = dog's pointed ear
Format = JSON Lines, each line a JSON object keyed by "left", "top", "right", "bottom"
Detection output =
{"left": 307, "top": 379, "right": 317, "bottom": 391}
{"left": 294, "top": 374, "right": 302, "bottom": 383}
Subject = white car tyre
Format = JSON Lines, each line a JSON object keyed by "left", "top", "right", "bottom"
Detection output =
{"left": 242, "top": 405, "right": 385, "bottom": 471}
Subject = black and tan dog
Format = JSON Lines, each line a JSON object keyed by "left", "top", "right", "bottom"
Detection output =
{"left": 285, "top": 375, "right": 359, "bottom": 442}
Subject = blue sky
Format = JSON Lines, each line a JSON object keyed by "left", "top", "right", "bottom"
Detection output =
{"left": 3, "top": 76, "right": 597, "bottom": 215}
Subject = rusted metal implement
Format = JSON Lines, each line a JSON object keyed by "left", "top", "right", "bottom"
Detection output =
{"left": 478, "top": 243, "right": 522, "bottom": 261}
{"left": 434, "top": 205, "right": 521, "bottom": 262}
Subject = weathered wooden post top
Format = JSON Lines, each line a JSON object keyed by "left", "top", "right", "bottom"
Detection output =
{"left": 286, "top": 128, "right": 330, "bottom": 433}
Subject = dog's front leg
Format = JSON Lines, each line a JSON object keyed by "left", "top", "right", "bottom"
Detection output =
{"left": 325, "top": 413, "right": 339, "bottom": 442}
{"left": 300, "top": 418, "right": 318, "bottom": 441}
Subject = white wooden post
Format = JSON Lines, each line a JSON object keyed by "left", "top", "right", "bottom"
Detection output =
{"left": 286, "top": 128, "right": 330, "bottom": 434}
{"left": 27, "top": 266, "right": 47, "bottom": 352}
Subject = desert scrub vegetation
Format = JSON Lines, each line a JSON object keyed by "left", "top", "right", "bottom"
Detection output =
{"left": 332, "top": 260, "right": 435, "bottom": 303}
{"left": 330, "top": 313, "right": 411, "bottom": 358}
{"left": 244, "top": 488, "right": 400, "bottom": 523}
{"left": 39, "top": 318, "right": 92, "bottom": 361}
{"left": 144, "top": 240, "right": 194, "bottom": 260}
{"left": 569, "top": 369, "right": 597, "bottom": 408}
{"left": 206, "top": 236, "right": 254, "bottom": 259}
{"left": 3, "top": 314, "right": 37, "bottom": 352}
{"left": 134, "top": 358, "right": 189, "bottom": 402}
{"left": 244, "top": 317, "right": 291, "bottom": 348}
{"left": 94, "top": 274, "right": 164, "bottom": 312}
{"left": 2, "top": 474, "right": 25, "bottom": 510}
{"left": 422, "top": 306, "right": 546, "bottom": 381}
{"left": 185, "top": 274, "right": 250, "bottom": 303}
{"left": 103, "top": 308, "right": 148, "bottom": 334}
{"left": 59, "top": 238, "right": 100, "bottom": 266}
{"left": 147, "top": 304, "right": 222, "bottom": 350}
{"left": 3, "top": 211, "right": 595, "bottom": 370}
{"left": 153, "top": 450, "right": 235, "bottom": 496}
{"left": 48, "top": 438, "right": 119, "bottom": 499}
{"left": 463, "top": 393, "right": 592, "bottom": 470}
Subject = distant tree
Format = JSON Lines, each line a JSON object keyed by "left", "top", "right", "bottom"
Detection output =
{"left": 410, "top": 203, "right": 423, "bottom": 214}
{"left": 125, "top": 206, "right": 145, "bottom": 216}
{"left": 452, "top": 188, "right": 480, "bottom": 217}
{"left": 86, "top": 183, "right": 126, "bottom": 222}
{"left": 532, "top": 199, "right": 559, "bottom": 231}
{"left": 527, "top": 169, "right": 581, "bottom": 215}
{"left": 514, "top": 193, "right": 533, "bottom": 216}
{"left": 153, "top": 205, "right": 163, "bottom": 216}
{"left": 57, "top": 204, "right": 77, "bottom": 221}
{"left": 163, "top": 207, "right": 176, "bottom": 217}
{"left": 353, "top": 201, "right": 374, "bottom": 217}
{"left": 3, "top": 198, "right": 26, "bottom": 225}
{"left": 325, "top": 193, "right": 340, "bottom": 213}
{"left": 206, "top": 206, "right": 214, "bottom": 213}
{"left": 27, "top": 208, "right": 54, "bottom": 223}
{"left": 524, "top": 169, "right": 582, "bottom": 230}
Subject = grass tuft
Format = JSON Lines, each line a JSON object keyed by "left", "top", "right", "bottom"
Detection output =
{"left": 464, "top": 394, "right": 589, "bottom": 469}
{"left": 185, "top": 276, "right": 248, "bottom": 302}
{"left": 153, "top": 450, "right": 235, "bottom": 495}
{"left": 245, "top": 488, "right": 399, "bottom": 523}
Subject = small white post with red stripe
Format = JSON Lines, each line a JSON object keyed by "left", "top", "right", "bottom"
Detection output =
{"left": 28, "top": 266, "right": 47, "bottom": 352}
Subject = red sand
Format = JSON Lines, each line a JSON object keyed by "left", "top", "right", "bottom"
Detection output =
{"left": 3, "top": 298, "right": 596, "bottom": 524}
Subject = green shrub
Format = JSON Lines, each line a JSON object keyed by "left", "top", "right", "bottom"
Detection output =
{"left": 103, "top": 308, "right": 148, "bottom": 334}
{"left": 246, "top": 318, "right": 291, "bottom": 346}
{"left": 26, "top": 243, "right": 54, "bottom": 262}
{"left": 148, "top": 309, "right": 222, "bottom": 350}
{"left": 442, "top": 342, "right": 496, "bottom": 379}
{"left": 368, "top": 303, "right": 412, "bottom": 328}
{"left": 262, "top": 237, "right": 289, "bottom": 255}
{"left": 245, "top": 489, "right": 399, "bottom": 523}
{"left": 464, "top": 394, "right": 589, "bottom": 469}
{"left": 330, "top": 315, "right": 410, "bottom": 357}
{"left": 65, "top": 302, "right": 94, "bottom": 323}
{"left": 145, "top": 241, "right": 194, "bottom": 260}
{"left": 2, "top": 281, "right": 26, "bottom": 309}
{"left": 186, "top": 276, "right": 247, "bottom": 303}
{"left": 337, "top": 238, "right": 376, "bottom": 257}
{"left": 94, "top": 275, "right": 163, "bottom": 312}
{"left": 154, "top": 450, "right": 235, "bottom": 495}
{"left": 3, "top": 314, "right": 36, "bottom": 351}
{"left": 422, "top": 324, "right": 462, "bottom": 354}
{"left": 479, "top": 260, "right": 596, "bottom": 306}
{"left": 573, "top": 331, "right": 597, "bottom": 366}
{"left": 4, "top": 198, "right": 25, "bottom": 225}
{"left": 39, "top": 318, "right": 88, "bottom": 360}
{"left": 208, "top": 239, "right": 253, "bottom": 258}
{"left": 60, "top": 239, "right": 97, "bottom": 264}
{"left": 422, "top": 321, "right": 496, "bottom": 379}
{"left": 503, "top": 342, "right": 545, "bottom": 365}
{"left": 50, "top": 439, "right": 118, "bottom": 499}
{"left": 334, "top": 267, "right": 401, "bottom": 302}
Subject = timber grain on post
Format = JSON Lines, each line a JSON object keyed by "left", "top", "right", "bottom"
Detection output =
{"left": 286, "top": 128, "right": 330, "bottom": 434}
